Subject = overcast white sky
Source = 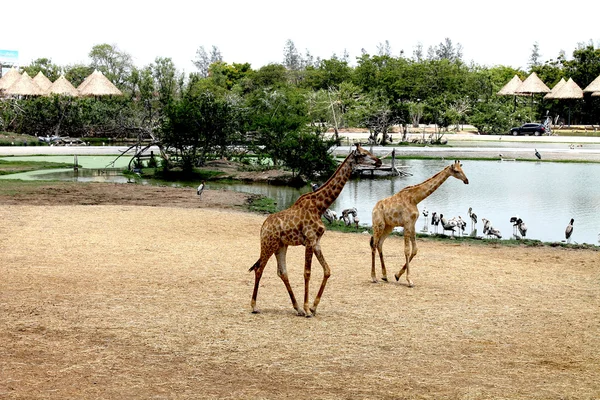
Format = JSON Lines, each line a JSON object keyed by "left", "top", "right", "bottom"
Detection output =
{"left": 2, "top": 0, "right": 598, "bottom": 73}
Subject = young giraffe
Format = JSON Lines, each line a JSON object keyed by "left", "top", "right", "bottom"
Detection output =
{"left": 370, "top": 160, "right": 469, "bottom": 286}
{"left": 250, "top": 144, "right": 381, "bottom": 316}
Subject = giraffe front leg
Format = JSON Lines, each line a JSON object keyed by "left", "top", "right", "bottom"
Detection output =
{"left": 311, "top": 243, "right": 331, "bottom": 316}
{"left": 303, "top": 246, "right": 314, "bottom": 317}
{"left": 396, "top": 234, "right": 414, "bottom": 287}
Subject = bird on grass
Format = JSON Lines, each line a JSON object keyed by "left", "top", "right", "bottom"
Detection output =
{"left": 535, "top": 149, "right": 542, "bottom": 160}
{"left": 197, "top": 181, "right": 206, "bottom": 196}
{"left": 468, "top": 207, "right": 478, "bottom": 231}
{"left": 517, "top": 220, "right": 527, "bottom": 238}
{"left": 565, "top": 218, "right": 574, "bottom": 243}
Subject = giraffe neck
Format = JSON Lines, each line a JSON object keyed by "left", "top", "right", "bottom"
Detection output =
{"left": 404, "top": 165, "right": 453, "bottom": 204}
{"left": 295, "top": 155, "right": 354, "bottom": 213}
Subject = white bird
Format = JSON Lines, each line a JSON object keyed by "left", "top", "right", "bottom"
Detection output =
{"left": 488, "top": 226, "right": 502, "bottom": 239}
{"left": 517, "top": 220, "right": 527, "bottom": 238}
{"left": 468, "top": 207, "right": 477, "bottom": 231}
{"left": 510, "top": 215, "right": 520, "bottom": 236}
{"left": 197, "top": 181, "right": 206, "bottom": 196}
{"left": 322, "top": 209, "right": 337, "bottom": 224}
{"left": 431, "top": 212, "right": 440, "bottom": 234}
{"left": 340, "top": 208, "right": 357, "bottom": 226}
{"left": 482, "top": 218, "right": 492, "bottom": 236}
{"left": 565, "top": 218, "right": 574, "bottom": 243}
{"left": 440, "top": 214, "right": 457, "bottom": 236}
{"left": 457, "top": 216, "right": 467, "bottom": 236}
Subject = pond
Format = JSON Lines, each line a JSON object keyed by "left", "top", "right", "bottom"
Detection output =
{"left": 2, "top": 156, "right": 599, "bottom": 245}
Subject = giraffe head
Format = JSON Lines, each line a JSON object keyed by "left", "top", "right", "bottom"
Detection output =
{"left": 450, "top": 160, "right": 469, "bottom": 184}
{"left": 351, "top": 144, "right": 382, "bottom": 168}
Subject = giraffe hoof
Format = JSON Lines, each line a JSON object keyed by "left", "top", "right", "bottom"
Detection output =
{"left": 296, "top": 309, "right": 306, "bottom": 317}
{"left": 408, "top": 282, "right": 414, "bottom": 288}
{"left": 394, "top": 274, "right": 400, "bottom": 281}
{"left": 371, "top": 278, "right": 378, "bottom": 283}
{"left": 251, "top": 309, "right": 261, "bottom": 314}
{"left": 381, "top": 277, "right": 388, "bottom": 282}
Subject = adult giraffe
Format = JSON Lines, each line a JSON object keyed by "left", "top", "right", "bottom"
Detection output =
{"left": 250, "top": 144, "right": 381, "bottom": 316}
{"left": 370, "top": 160, "right": 469, "bottom": 286}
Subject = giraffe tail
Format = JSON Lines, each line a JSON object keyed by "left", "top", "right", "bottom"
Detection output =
{"left": 248, "top": 259, "right": 260, "bottom": 272}
{"left": 369, "top": 236, "right": 375, "bottom": 249}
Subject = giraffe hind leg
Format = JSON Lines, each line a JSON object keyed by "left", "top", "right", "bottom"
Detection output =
{"left": 275, "top": 246, "right": 304, "bottom": 316}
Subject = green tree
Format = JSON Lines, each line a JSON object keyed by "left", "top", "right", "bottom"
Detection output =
{"left": 22, "top": 58, "right": 62, "bottom": 82}
{"left": 88, "top": 43, "right": 133, "bottom": 88}
{"left": 161, "top": 88, "right": 239, "bottom": 171}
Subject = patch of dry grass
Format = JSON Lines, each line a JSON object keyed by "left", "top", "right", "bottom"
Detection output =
{"left": 1, "top": 205, "right": 599, "bottom": 399}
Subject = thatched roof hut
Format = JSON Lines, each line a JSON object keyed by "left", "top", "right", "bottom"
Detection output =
{"left": 78, "top": 70, "right": 122, "bottom": 96}
{"left": 544, "top": 78, "right": 566, "bottom": 99}
{"left": 33, "top": 71, "right": 53, "bottom": 92}
{"left": 497, "top": 75, "right": 523, "bottom": 95}
{"left": 549, "top": 78, "right": 583, "bottom": 99}
{"left": 583, "top": 74, "right": 600, "bottom": 93}
{"left": 515, "top": 72, "right": 550, "bottom": 94}
{"left": 46, "top": 75, "right": 79, "bottom": 97}
{"left": 0, "top": 68, "right": 21, "bottom": 91}
{"left": 5, "top": 71, "right": 43, "bottom": 96}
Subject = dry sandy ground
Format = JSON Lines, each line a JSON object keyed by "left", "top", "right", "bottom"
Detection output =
{"left": 1, "top": 200, "right": 599, "bottom": 399}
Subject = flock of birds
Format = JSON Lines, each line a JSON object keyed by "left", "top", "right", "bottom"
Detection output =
{"left": 423, "top": 206, "right": 576, "bottom": 243}
{"left": 198, "top": 179, "right": 583, "bottom": 244}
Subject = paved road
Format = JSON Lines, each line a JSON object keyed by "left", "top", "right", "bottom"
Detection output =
{"left": 2, "top": 134, "right": 600, "bottom": 162}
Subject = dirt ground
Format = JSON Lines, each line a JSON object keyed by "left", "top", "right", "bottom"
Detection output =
{"left": 1, "top": 185, "right": 599, "bottom": 399}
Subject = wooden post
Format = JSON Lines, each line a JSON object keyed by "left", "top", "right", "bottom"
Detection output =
{"left": 73, "top": 155, "right": 78, "bottom": 171}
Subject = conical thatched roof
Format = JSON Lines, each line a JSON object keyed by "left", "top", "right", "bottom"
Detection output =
{"left": 497, "top": 75, "right": 523, "bottom": 95}
{"left": 33, "top": 71, "right": 53, "bottom": 92}
{"left": 45, "top": 75, "right": 79, "bottom": 97}
{"left": 583, "top": 74, "right": 600, "bottom": 93}
{"left": 549, "top": 78, "right": 583, "bottom": 99}
{"left": 0, "top": 68, "right": 21, "bottom": 90}
{"left": 78, "top": 70, "right": 122, "bottom": 96}
{"left": 515, "top": 72, "right": 550, "bottom": 94}
{"left": 5, "top": 71, "right": 43, "bottom": 96}
{"left": 76, "top": 70, "right": 96, "bottom": 91}
{"left": 544, "top": 78, "right": 566, "bottom": 99}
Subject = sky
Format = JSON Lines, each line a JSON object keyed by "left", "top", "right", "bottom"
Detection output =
{"left": 2, "top": 0, "right": 599, "bottom": 74}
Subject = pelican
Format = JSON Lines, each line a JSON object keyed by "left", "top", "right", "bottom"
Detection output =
{"left": 565, "top": 218, "right": 574, "bottom": 243}
{"left": 197, "top": 181, "right": 206, "bottom": 196}
{"left": 422, "top": 207, "right": 429, "bottom": 230}
{"left": 534, "top": 149, "right": 541, "bottom": 160}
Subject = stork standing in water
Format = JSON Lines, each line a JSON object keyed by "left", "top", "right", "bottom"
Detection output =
{"left": 197, "top": 181, "right": 206, "bottom": 197}
{"left": 565, "top": 218, "right": 574, "bottom": 243}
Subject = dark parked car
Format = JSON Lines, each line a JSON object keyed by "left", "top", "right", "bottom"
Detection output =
{"left": 509, "top": 123, "right": 547, "bottom": 136}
